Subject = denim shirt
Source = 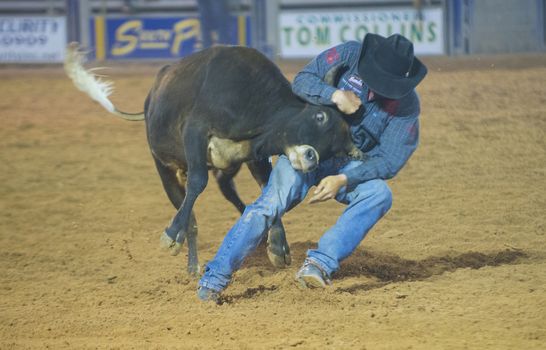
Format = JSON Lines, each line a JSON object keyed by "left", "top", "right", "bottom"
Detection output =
{"left": 292, "top": 41, "right": 421, "bottom": 187}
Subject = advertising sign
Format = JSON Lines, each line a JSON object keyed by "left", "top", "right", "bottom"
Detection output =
{"left": 280, "top": 7, "right": 445, "bottom": 58}
{"left": 91, "top": 15, "right": 250, "bottom": 60}
{"left": 0, "top": 16, "right": 66, "bottom": 63}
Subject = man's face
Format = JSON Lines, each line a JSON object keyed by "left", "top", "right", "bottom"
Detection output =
{"left": 368, "top": 89, "right": 396, "bottom": 102}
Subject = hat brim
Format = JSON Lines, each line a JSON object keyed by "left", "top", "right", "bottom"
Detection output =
{"left": 358, "top": 33, "right": 427, "bottom": 99}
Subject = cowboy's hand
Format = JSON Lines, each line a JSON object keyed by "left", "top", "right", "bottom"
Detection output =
{"left": 309, "top": 174, "right": 348, "bottom": 204}
{"left": 331, "top": 90, "right": 362, "bottom": 115}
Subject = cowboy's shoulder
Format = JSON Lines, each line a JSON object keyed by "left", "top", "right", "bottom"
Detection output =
{"left": 341, "top": 40, "right": 361, "bottom": 50}
{"left": 381, "top": 91, "right": 420, "bottom": 117}
{"left": 326, "top": 41, "right": 361, "bottom": 65}
{"left": 322, "top": 41, "right": 360, "bottom": 56}
{"left": 322, "top": 41, "right": 360, "bottom": 66}
{"left": 337, "top": 40, "right": 361, "bottom": 55}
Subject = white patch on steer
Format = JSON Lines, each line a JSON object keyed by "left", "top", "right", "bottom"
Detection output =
{"left": 175, "top": 170, "right": 187, "bottom": 186}
{"left": 207, "top": 137, "right": 251, "bottom": 170}
{"left": 285, "top": 145, "right": 319, "bottom": 172}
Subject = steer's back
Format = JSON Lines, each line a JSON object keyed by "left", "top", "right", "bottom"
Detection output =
{"left": 146, "top": 46, "right": 298, "bottom": 145}
{"left": 193, "top": 46, "right": 298, "bottom": 139}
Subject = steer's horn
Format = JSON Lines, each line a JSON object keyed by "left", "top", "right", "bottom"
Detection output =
{"left": 324, "top": 63, "right": 349, "bottom": 86}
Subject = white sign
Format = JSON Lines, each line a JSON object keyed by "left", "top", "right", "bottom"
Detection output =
{"left": 280, "top": 7, "right": 445, "bottom": 58}
{"left": 0, "top": 16, "right": 66, "bottom": 63}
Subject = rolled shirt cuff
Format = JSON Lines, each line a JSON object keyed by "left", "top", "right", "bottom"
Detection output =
{"left": 341, "top": 167, "right": 365, "bottom": 189}
{"left": 320, "top": 85, "right": 338, "bottom": 105}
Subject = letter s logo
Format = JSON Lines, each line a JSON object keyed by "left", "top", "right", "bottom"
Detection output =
{"left": 112, "top": 20, "right": 141, "bottom": 56}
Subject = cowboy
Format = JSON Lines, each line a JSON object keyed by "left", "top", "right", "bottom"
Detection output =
{"left": 197, "top": 33, "right": 427, "bottom": 301}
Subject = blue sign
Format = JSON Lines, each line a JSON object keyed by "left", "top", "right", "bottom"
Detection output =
{"left": 90, "top": 15, "right": 250, "bottom": 60}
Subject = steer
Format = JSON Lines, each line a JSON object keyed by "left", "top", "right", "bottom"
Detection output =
{"left": 65, "top": 43, "right": 363, "bottom": 275}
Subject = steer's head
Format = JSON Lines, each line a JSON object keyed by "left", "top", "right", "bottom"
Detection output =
{"left": 282, "top": 104, "right": 364, "bottom": 172}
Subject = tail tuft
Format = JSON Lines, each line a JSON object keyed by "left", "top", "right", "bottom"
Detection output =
{"left": 64, "top": 43, "right": 144, "bottom": 121}
{"left": 64, "top": 42, "right": 116, "bottom": 113}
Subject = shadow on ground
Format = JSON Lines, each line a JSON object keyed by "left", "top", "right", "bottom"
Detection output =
{"left": 230, "top": 241, "right": 528, "bottom": 301}
{"left": 332, "top": 244, "right": 526, "bottom": 294}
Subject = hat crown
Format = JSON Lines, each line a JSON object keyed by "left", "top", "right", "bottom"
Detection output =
{"left": 358, "top": 33, "right": 427, "bottom": 99}
{"left": 374, "top": 34, "right": 415, "bottom": 78}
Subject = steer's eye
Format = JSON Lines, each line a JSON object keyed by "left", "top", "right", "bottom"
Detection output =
{"left": 314, "top": 111, "right": 328, "bottom": 125}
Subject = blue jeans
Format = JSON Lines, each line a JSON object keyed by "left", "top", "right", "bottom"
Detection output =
{"left": 198, "top": 155, "right": 392, "bottom": 292}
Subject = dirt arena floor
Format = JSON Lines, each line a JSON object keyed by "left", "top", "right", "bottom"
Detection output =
{"left": 1, "top": 53, "right": 545, "bottom": 349}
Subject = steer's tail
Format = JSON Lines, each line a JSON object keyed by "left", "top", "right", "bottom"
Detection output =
{"left": 64, "top": 42, "right": 145, "bottom": 121}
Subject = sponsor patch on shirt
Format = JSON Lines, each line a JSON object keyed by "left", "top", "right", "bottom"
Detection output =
{"left": 341, "top": 74, "right": 364, "bottom": 95}
{"left": 325, "top": 47, "right": 340, "bottom": 65}
{"left": 348, "top": 75, "right": 363, "bottom": 89}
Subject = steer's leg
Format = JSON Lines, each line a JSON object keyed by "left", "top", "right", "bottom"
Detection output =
{"left": 153, "top": 157, "right": 199, "bottom": 276}
{"left": 163, "top": 125, "right": 209, "bottom": 274}
{"left": 212, "top": 167, "right": 246, "bottom": 214}
{"left": 247, "top": 159, "right": 292, "bottom": 268}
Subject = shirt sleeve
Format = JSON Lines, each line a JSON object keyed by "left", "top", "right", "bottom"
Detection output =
{"left": 292, "top": 41, "right": 360, "bottom": 105}
{"left": 341, "top": 114, "right": 420, "bottom": 187}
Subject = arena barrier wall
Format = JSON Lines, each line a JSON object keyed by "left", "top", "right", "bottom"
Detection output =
{"left": 89, "top": 15, "right": 251, "bottom": 61}
{"left": 0, "top": 16, "right": 66, "bottom": 63}
{"left": 278, "top": 5, "right": 446, "bottom": 58}
{"left": 1, "top": 0, "right": 545, "bottom": 63}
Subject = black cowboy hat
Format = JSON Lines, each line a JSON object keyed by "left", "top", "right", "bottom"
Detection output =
{"left": 358, "top": 33, "right": 427, "bottom": 99}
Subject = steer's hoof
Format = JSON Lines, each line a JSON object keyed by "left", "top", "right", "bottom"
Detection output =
{"left": 187, "top": 264, "right": 201, "bottom": 278}
{"left": 159, "top": 231, "right": 175, "bottom": 250}
{"left": 266, "top": 226, "right": 291, "bottom": 268}
{"left": 170, "top": 242, "right": 182, "bottom": 256}
{"left": 267, "top": 245, "right": 292, "bottom": 269}
{"left": 159, "top": 231, "right": 182, "bottom": 256}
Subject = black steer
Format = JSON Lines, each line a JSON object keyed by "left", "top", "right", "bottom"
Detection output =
{"left": 65, "top": 44, "right": 362, "bottom": 275}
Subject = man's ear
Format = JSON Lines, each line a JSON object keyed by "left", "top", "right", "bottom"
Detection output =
{"left": 324, "top": 63, "right": 349, "bottom": 87}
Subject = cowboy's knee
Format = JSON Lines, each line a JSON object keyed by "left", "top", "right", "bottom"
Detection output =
{"left": 354, "top": 180, "right": 392, "bottom": 211}
{"left": 270, "top": 156, "right": 301, "bottom": 188}
{"left": 372, "top": 180, "right": 393, "bottom": 211}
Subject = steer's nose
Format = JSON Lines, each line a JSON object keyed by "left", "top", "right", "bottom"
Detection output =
{"left": 285, "top": 145, "right": 319, "bottom": 172}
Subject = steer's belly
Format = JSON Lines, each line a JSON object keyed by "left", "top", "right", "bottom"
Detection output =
{"left": 207, "top": 136, "right": 251, "bottom": 170}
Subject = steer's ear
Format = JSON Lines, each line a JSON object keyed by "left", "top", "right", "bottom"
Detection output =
{"left": 324, "top": 63, "right": 349, "bottom": 87}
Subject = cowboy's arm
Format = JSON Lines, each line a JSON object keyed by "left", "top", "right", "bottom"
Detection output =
{"left": 309, "top": 113, "right": 419, "bottom": 203}
{"left": 342, "top": 114, "right": 420, "bottom": 187}
{"left": 292, "top": 42, "right": 360, "bottom": 105}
